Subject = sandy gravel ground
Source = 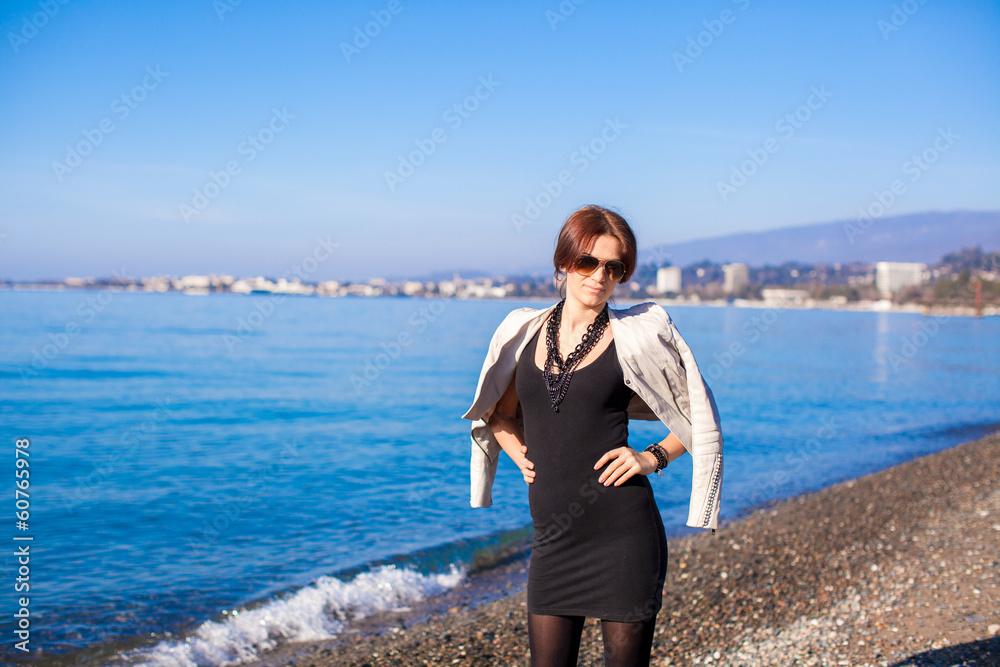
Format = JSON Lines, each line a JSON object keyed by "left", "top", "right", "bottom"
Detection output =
{"left": 247, "top": 429, "right": 1000, "bottom": 667}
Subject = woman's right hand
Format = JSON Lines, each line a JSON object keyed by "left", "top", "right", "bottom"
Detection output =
{"left": 490, "top": 370, "right": 535, "bottom": 485}
{"left": 518, "top": 444, "right": 535, "bottom": 485}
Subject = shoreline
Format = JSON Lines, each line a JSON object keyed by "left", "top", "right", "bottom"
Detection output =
{"left": 2, "top": 284, "right": 995, "bottom": 319}
{"left": 243, "top": 428, "right": 1000, "bottom": 667}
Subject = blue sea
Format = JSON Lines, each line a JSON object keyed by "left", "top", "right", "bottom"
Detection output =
{"left": 0, "top": 290, "right": 997, "bottom": 666}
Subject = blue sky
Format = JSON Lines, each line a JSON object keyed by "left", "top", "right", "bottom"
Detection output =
{"left": 1, "top": 0, "right": 997, "bottom": 282}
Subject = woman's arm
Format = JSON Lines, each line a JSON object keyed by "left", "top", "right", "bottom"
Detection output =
{"left": 657, "top": 431, "right": 688, "bottom": 464}
{"left": 595, "top": 431, "right": 689, "bottom": 486}
{"left": 487, "top": 369, "right": 536, "bottom": 484}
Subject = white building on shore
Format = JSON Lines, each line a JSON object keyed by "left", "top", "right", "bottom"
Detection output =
{"left": 875, "top": 261, "right": 927, "bottom": 296}
{"left": 655, "top": 266, "right": 682, "bottom": 294}
{"left": 723, "top": 263, "right": 749, "bottom": 294}
{"left": 761, "top": 288, "right": 810, "bottom": 306}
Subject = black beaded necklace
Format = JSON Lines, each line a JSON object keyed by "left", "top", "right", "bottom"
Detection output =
{"left": 542, "top": 299, "right": 610, "bottom": 412}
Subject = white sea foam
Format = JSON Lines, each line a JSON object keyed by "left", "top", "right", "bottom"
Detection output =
{"left": 119, "top": 563, "right": 466, "bottom": 667}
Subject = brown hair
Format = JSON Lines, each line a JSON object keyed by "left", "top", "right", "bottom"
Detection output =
{"left": 553, "top": 205, "right": 637, "bottom": 295}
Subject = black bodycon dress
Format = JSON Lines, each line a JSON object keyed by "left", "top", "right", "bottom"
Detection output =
{"left": 516, "top": 327, "right": 668, "bottom": 622}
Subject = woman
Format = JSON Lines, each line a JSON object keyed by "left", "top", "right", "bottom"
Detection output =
{"left": 463, "top": 205, "right": 724, "bottom": 666}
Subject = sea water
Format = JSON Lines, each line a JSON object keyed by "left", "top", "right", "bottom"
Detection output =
{"left": 0, "top": 290, "right": 996, "bottom": 666}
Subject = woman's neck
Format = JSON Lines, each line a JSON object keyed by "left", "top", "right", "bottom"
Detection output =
{"left": 561, "top": 295, "right": 606, "bottom": 334}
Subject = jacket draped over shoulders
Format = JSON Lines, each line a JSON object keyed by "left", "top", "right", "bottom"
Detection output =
{"left": 462, "top": 301, "right": 724, "bottom": 532}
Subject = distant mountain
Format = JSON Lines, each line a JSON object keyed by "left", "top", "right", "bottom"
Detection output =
{"left": 640, "top": 210, "right": 1000, "bottom": 267}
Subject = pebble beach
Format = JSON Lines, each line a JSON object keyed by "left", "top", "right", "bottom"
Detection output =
{"left": 247, "top": 429, "right": 1000, "bottom": 667}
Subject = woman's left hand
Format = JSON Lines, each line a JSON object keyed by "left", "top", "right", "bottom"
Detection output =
{"left": 594, "top": 445, "right": 657, "bottom": 486}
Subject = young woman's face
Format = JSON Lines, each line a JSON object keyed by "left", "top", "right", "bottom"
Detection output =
{"left": 561, "top": 234, "right": 624, "bottom": 309}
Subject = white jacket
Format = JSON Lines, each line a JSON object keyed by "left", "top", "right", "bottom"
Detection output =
{"left": 462, "top": 300, "right": 724, "bottom": 532}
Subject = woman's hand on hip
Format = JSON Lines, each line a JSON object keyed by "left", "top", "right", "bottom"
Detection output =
{"left": 594, "top": 445, "right": 656, "bottom": 486}
{"left": 518, "top": 443, "right": 535, "bottom": 484}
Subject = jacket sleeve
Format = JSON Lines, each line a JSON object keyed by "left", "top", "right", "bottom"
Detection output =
{"left": 664, "top": 313, "right": 724, "bottom": 532}
{"left": 470, "top": 418, "right": 501, "bottom": 508}
{"left": 465, "top": 308, "right": 533, "bottom": 508}
{"left": 647, "top": 303, "right": 722, "bottom": 531}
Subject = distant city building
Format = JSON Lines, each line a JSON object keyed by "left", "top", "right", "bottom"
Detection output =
{"left": 143, "top": 276, "right": 171, "bottom": 292}
{"left": 723, "top": 263, "right": 749, "bottom": 294}
{"left": 402, "top": 281, "right": 424, "bottom": 295}
{"left": 347, "top": 283, "right": 382, "bottom": 296}
{"left": 271, "top": 278, "right": 311, "bottom": 294}
{"left": 875, "top": 261, "right": 927, "bottom": 296}
{"left": 655, "top": 266, "right": 682, "bottom": 294}
{"left": 178, "top": 275, "right": 211, "bottom": 289}
{"left": 459, "top": 278, "right": 510, "bottom": 299}
{"left": 316, "top": 280, "right": 341, "bottom": 296}
{"left": 761, "top": 288, "right": 810, "bottom": 305}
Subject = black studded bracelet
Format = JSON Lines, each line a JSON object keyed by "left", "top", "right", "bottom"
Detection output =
{"left": 644, "top": 443, "right": 669, "bottom": 476}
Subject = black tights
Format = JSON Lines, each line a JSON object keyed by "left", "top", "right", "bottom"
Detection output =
{"left": 527, "top": 612, "right": 657, "bottom": 667}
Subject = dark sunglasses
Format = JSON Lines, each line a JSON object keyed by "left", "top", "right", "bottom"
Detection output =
{"left": 572, "top": 254, "right": 627, "bottom": 282}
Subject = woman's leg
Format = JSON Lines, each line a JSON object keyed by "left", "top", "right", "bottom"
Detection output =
{"left": 527, "top": 612, "right": 586, "bottom": 667}
{"left": 599, "top": 615, "right": 657, "bottom": 667}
